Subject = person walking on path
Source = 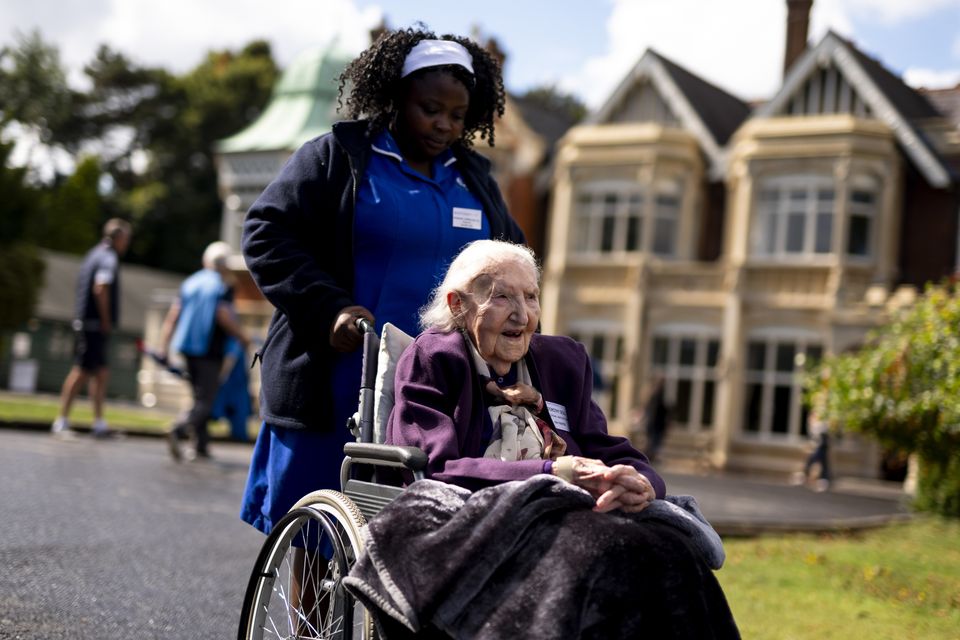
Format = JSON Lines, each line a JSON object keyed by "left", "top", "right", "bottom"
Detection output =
{"left": 239, "top": 26, "right": 525, "bottom": 537}
{"left": 794, "top": 410, "right": 832, "bottom": 492}
{"left": 639, "top": 376, "right": 670, "bottom": 463}
{"left": 158, "top": 242, "right": 250, "bottom": 461}
{"left": 51, "top": 219, "right": 132, "bottom": 439}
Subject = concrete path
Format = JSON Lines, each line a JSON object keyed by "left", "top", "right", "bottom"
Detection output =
{"left": 1, "top": 388, "right": 911, "bottom": 536}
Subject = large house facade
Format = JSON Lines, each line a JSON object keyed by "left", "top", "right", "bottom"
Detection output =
{"left": 540, "top": 26, "right": 960, "bottom": 477}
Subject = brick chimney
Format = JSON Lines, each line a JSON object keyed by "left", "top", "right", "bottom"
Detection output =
{"left": 783, "top": 0, "right": 813, "bottom": 77}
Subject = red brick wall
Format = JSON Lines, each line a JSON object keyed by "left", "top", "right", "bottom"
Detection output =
{"left": 898, "top": 163, "right": 959, "bottom": 286}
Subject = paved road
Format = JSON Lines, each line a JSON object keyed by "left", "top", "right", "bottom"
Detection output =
{"left": 0, "top": 427, "right": 910, "bottom": 639}
{"left": 0, "top": 430, "right": 264, "bottom": 640}
{"left": 662, "top": 470, "right": 911, "bottom": 535}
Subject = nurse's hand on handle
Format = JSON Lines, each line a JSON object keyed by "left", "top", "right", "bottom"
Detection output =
{"left": 330, "top": 305, "right": 375, "bottom": 352}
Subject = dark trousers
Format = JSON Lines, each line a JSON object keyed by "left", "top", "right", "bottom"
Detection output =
{"left": 174, "top": 356, "right": 223, "bottom": 454}
{"left": 804, "top": 434, "right": 831, "bottom": 481}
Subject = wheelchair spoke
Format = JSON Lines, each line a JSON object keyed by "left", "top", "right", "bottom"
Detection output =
{"left": 240, "top": 495, "right": 371, "bottom": 640}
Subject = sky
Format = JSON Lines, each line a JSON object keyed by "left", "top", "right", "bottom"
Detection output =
{"left": 3, "top": 0, "right": 959, "bottom": 110}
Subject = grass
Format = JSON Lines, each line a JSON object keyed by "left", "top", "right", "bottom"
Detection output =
{"left": 718, "top": 516, "right": 960, "bottom": 639}
{"left": 0, "top": 393, "right": 258, "bottom": 438}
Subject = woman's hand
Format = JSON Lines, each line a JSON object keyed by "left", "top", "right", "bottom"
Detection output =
{"left": 485, "top": 381, "right": 542, "bottom": 409}
{"left": 593, "top": 465, "right": 656, "bottom": 513}
{"left": 329, "top": 305, "right": 375, "bottom": 352}
{"left": 553, "top": 457, "right": 655, "bottom": 513}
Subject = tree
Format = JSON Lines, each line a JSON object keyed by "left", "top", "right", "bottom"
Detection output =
{"left": 1, "top": 32, "right": 278, "bottom": 272}
{"left": 0, "top": 30, "right": 76, "bottom": 149}
{"left": 0, "top": 140, "right": 45, "bottom": 337}
{"left": 36, "top": 155, "right": 102, "bottom": 252}
{"left": 516, "top": 84, "right": 588, "bottom": 124}
{"left": 805, "top": 282, "right": 960, "bottom": 517}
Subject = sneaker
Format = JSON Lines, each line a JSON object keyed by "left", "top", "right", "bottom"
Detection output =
{"left": 51, "top": 417, "right": 76, "bottom": 440}
{"left": 790, "top": 471, "right": 807, "bottom": 486}
{"left": 51, "top": 416, "right": 69, "bottom": 433}
{"left": 184, "top": 448, "right": 213, "bottom": 463}
{"left": 91, "top": 419, "right": 112, "bottom": 439}
{"left": 813, "top": 478, "right": 831, "bottom": 493}
{"left": 166, "top": 429, "right": 183, "bottom": 462}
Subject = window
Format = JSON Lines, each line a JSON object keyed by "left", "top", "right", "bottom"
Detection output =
{"left": 847, "top": 176, "right": 878, "bottom": 258}
{"left": 649, "top": 330, "right": 721, "bottom": 431}
{"left": 752, "top": 176, "right": 834, "bottom": 258}
{"left": 743, "top": 334, "right": 823, "bottom": 439}
{"left": 569, "top": 329, "right": 625, "bottom": 420}
{"left": 574, "top": 181, "right": 643, "bottom": 255}
{"left": 573, "top": 178, "right": 681, "bottom": 257}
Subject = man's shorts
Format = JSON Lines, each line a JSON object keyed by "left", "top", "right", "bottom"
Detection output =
{"left": 74, "top": 330, "right": 109, "bottom": 371}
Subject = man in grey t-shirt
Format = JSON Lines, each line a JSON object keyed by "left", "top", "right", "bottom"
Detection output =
{"left": 52, "top": 219, "right": 132, "bottom": 438}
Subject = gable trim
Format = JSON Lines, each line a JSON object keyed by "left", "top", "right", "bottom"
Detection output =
{"left": 756, "top": 32, "right": 950, "bottom": 189}
{"left": 590, "top": 51, "right": 727, "bottom": 179}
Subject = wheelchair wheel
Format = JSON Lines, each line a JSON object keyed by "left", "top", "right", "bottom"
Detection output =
{"left": 238, "top": 490, "right": 374, "bottom": 640}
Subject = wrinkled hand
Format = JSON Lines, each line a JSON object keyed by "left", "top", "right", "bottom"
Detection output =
{"left": 553, "top": 456, "right": 655, "bottom": 513}
{"left": 329, "top": 305, "right": 374, "bottom": 353}
{"left": 485, "top": 381, "right": 541, "bottom": 408}
{"left": 593, "top": 465, "right": 655, "bottom": 513}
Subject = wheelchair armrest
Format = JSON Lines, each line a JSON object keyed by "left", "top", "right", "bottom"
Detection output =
{"left": 343, "top": 442, "right": 428, "bottom": 472}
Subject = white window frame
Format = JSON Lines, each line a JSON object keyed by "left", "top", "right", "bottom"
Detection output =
{"left": 751, "top": 175, "right": 835, "bottom": 260}
{"left": 568, "top": 322, "right": 625, "bottom": 420}
{"left": 572, "top": 177, "right": 681, "bottom": 258}
{"left": 742, "top": 329, "right": 823, "bottom": 441}
{"left": 648, "top": 325, "right": 721, "bottom": 432}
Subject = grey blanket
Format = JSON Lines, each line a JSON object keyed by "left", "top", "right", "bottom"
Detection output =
{"left": 343, "top": 476, "right": 738, "bottom": 640}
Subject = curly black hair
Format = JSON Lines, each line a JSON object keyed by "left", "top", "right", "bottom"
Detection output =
{"left": 337, "top": 26, "right": 506, "bottom": 148}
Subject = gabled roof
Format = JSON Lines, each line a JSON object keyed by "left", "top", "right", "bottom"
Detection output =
{"left": 589, "top": 49, "right": 751, "bottom": 179}
{"left": 511, "top": 95, "right": 579, "bottom": 151}
{"left": 216, "top": 42, "right": 353, "bottom": 154}
{"left": 921, "top": 85, "right": 960, "bottom": 129}
{"left": 755, "top": 31, "right": 953, "bottom": 188}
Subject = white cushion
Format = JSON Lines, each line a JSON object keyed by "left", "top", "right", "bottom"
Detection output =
{"left": 373, "top": 323, "right": 415, "bottom": 444}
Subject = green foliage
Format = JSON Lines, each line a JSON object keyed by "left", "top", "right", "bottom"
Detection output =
{"left": 0, "top": 140, "right": 44, "bottom": 335}
{"left": 516, "top": 84, "right": 588, "bottom": 124}
{"left": 0, "top": 139, "right": 40, "bottom": 242}
{"left": 0, "top": 243, "right": 45, "bottom": 333}
{"left": 1, "top": 31, "right": 278, "bottom": 273}
{"left": 35, "top": 156, "right": 101, "bottom": 252}
{"left": 0, "top": 30, "right": 75, "bottom": 142}
{"left": 806, "top": 282, "right": 960, "bottom": 517}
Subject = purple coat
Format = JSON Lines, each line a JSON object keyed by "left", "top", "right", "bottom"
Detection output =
{"left": 386, "top": 329, "right": 666, "bottom": 498}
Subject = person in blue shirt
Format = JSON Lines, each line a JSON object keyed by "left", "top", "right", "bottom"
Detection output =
{"left": 158, "top": 242, "right": 250, "bottom": 460}
{"left": 240, "top": 27, "right": 525, "bottom": 536}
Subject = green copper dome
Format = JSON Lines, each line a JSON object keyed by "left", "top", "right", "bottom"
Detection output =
{"left": 216, "top": 42, "right": 353, "bottom": 153}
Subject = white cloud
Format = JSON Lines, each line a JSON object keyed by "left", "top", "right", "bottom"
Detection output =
{"left": 903, "top": 67, "right": 960, "bottom": 89}
{"left": 558, "top": 0, "right": 804, "bottom": 108}
{"left": 5, "top": 0, "right": 382, "bottom": 83}
{"left": 841, "top": 0, "right": 959, "bottom": 24}
{"left": 555, "top": 0, "right": 956, "bottom": 110}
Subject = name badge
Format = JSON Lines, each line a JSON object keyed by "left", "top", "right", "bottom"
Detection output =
{"left": 545, "top": 401, "right": 569, "bottom": 432}
{"left": 452, "top": 207, "right": 483, "bottom": 230}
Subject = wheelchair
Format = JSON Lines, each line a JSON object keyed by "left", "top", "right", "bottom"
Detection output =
{"left": 237, "top": 319, "right": 426, "bottom": 640}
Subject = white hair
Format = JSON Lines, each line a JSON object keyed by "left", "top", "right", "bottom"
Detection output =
{"left": 202, "top": 241, "right": 233, "bottom": 270}
{"left": 419, "top": 240, "right": 540, "bottom": 332}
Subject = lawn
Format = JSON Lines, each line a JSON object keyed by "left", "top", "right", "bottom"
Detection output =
{"left": 0, "top": 393, "right": 257, "bottom": 438}
{"left": 719, "top": 516, "right": 960, "bottom": 639}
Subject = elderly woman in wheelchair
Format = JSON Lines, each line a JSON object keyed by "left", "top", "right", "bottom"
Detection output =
{"left": 239, "top": 240, "right": 739, "bottom": 640}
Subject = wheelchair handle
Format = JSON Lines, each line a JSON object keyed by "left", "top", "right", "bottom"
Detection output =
{"left": 355, "top": 316, "right": 375, "bottom": 335}
{"left": 344, "top": 442, "right": 428, "bottom": 473}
